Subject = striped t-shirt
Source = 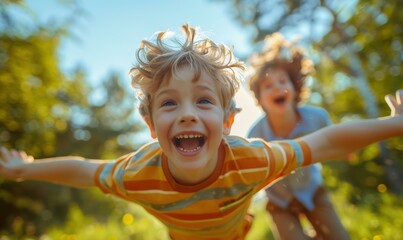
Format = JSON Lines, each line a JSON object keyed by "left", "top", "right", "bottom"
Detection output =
{"left": 95, "top": 135, "right": 311, "bottom": 240}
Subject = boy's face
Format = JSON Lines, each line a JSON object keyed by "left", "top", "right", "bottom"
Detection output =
{"left": 258, "top": 68, "right": 296, "bottom": 114}
{"left": 145, "top": 66, "right": 232, "bottom": 184}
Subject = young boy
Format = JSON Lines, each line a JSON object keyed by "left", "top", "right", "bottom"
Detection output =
{"left": 247, "top": 33, "right": 348, "bottom": 239}
{"left": 0, "top": 24, "right": 402, "bottom": 240}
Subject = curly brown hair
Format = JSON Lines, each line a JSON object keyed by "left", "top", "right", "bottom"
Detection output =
{"left": 248, "top": 33, "right": 314, "bottom": 104}
{"left": 129, "top": 24, "right": 245, "bottom": 122}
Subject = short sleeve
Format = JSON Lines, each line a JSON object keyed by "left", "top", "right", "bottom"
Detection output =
{"left": 260, "top": 139, "right": 312, "bottom": 189}
{"left": 94, "top": 153, "right": 134, "bottom": 197}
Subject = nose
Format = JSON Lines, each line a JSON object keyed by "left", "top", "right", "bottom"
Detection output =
{"left": 179, "top": 103, "right": 197, "bottom": 123}
{"left": 272, "top": 82, "right": 288, "bottom": 93}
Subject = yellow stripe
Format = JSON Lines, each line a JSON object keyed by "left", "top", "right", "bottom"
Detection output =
{"left": 218, "top": 167, "right": 267, "bottom": 179}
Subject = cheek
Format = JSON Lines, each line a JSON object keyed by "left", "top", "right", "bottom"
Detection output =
{"left": 204, "top": 110, "right": 225, "bottom": 132}
{"left": 155, "top": 113, "right": 170, "bottom": 126}
{"left": 259, "top": 90, "right": 272, "bottom": 104}
{"left": 285, "top": 86, "right": 297, "bottom": 98}
{"left": 152, "top": 111, "right": 173, "bottom": 133}
{"left": 260, "top": 86, "right": 273, "bottom": 96}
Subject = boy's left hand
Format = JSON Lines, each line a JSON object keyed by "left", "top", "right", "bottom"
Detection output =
{"left": 385, "top": 90, "right": 403, "bottom": 117}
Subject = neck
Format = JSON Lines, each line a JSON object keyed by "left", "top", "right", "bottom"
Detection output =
{"left": 170, "top": 165, "right": 215, "bottom": 185}
{"left": 267, "top": 107, "right": 300, "bottom": 138}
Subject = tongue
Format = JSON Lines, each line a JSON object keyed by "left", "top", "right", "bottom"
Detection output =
{"left": 179, "top": 138, "right": 200, "bottom": 150}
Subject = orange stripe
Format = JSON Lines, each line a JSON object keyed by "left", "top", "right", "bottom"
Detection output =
{"left": 222, "top": 157, "right": 267, "bottom": 172}
{"left": 258, "top": 145, "right": 276, "bottom": 190}
{"left": 124, "top": 179, "right": 172, "bottom": 190}
{"left": 285, "top": 143, "right": 301, "bottom": 176}
{"left": 217, "top": 171, "right": 266, "bottom": 184}
{"left": 124, "top": 166, "right": 166, "bottom": 181}
{"left": 266, "top": 144, "right": 277, "bottom": 179}
{"left": 161, "top": 202, "right": 240, "bottom": 220}
{"left": 229, "top": 146, "right": 266, "bottom": 158}
{"left": 298, "top": 140, "right": 312, "bottom": 166}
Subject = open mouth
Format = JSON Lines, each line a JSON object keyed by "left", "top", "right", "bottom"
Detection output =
{"left": 173, "top": 134, "right": 206, "bottom": 153}
{"left": 274, "top": 96, "right": 286, "bottom": 105}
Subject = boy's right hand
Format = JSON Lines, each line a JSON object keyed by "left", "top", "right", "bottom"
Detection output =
{"left": 0, "top": 147, "right": 33, "bottom": 180}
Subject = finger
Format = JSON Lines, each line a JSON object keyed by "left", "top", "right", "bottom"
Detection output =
{"left": 385, "top": 94, "right": 397, "bottom": 112}
{"left": 0, "top": 147, "right": 11, "bottom": 163}
{"left": 11, "top": 149, "right": 20, "bottom": 161}
{"left": 396, "top": 89, "right": 403, "bottom": 105}
{"left": 20, "top": 151, "right": 33, "bottom": 163}
{"left": 20, "top": 151, "right": 27, "bottom": 162}
{"left": 0, "top": 147, "right": 4, "bottom": 161}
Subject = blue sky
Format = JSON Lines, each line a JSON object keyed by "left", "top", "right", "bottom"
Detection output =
{"left": 25, "top": 0, "right": 263, "bottom": 136}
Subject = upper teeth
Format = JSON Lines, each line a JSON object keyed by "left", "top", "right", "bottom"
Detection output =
{"left": 176, "top": 134, "right": 202, "bottom": 139}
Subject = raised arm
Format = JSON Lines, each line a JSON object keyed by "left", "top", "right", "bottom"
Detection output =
{"left": 300, "top": 90, "right": 403, "bottom": 163}
{"left": 0, "top": 147, "right": 103, "bottom": 188}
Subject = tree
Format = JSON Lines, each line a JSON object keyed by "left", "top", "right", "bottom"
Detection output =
{"left": 54, "top": 70, "right": 146, "bottom": 159}
{"left": 0, "top": 1, "right": 147, "bottom": 236}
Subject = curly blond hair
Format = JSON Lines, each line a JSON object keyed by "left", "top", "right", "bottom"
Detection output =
{"left": 248, "top": 33, "right": 314, "bottom": 104}
{"left": 129, "top": 24, "right": 245, "bottom": 121}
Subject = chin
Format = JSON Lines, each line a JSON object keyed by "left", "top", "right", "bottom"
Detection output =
{"left": 179, "top": 159, "right": 210, "bottom": 171}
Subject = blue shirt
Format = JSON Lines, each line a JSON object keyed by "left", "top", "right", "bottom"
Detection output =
{"left": 247, "top": 105, "right": 332, "bottom": 210}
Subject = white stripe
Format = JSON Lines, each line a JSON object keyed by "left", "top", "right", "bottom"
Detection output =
{"left": 218, "top": 167, "right": 267, "bottom": 179}
{"left": 127, "top": 189, "right": 179, "bottom": 195}
{"left": 271, "top": 142, "right": 287, "bottom": 167}
{"left": 262, "top": 146, "right": 270, "bottom": 179}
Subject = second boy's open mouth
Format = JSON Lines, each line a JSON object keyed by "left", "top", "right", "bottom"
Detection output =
{"left": 274, "top": 96, "right": 286, "bottom": 105}
{"left": 173, "top": 134, "right": 206, "bottom": 153}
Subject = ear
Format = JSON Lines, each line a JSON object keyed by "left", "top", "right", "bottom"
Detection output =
{"left": 223, "top": 112, "right": 236, "bottom": 135}
{"left": 144, "top": 116, "right": 157, "bottom": 139}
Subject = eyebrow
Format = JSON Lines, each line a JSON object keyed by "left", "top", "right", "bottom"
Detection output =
{"left": 195, "top": 84, "right": 216, "bottom": 94}
{"left": 155, "top": 83, "right": 217, "bottom": 98}
{"left": 155, "top": 88, "right": 176, "bottom": 99}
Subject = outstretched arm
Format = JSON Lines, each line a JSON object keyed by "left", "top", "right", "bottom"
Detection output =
{"left": 0, "top": 148, "right": 103, "bottom": 188}
{"left": 301, "top": 90, "right": 403, "bottom": 163}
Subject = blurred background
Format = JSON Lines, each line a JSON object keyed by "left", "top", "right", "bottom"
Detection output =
{"left": 0, "top": 0, "right": 402, "bottom": 239}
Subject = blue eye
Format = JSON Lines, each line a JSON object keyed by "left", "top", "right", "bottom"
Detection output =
{"left": 161, "top": 100, "right": 176, "bottom": 107}
{"left": 198, "top": 98, "right": 212, "bottom": 104}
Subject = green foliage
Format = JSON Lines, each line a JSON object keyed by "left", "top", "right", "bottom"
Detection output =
{"left": 0, "top": 32, "right": 74, "bottom": 156}
{"left": 53, "top": 72, "right": 145, "bottom": 159}
{"left": 43, "top": 203, "right": 169, "bottom": 240}
{"left": 245, "top": 182, "right": 403, "bottom": 240}
{"left": 0, "top": 1, "right": 146, "bottom": 237}
{"left": 246, "top": 200, "right": 275, "bottom": 240}
{"left": 330, "top": 182, "right": 403, "bottom": 240}
{"left": 0, "top": 195, "right": 170, "bottom": 240}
